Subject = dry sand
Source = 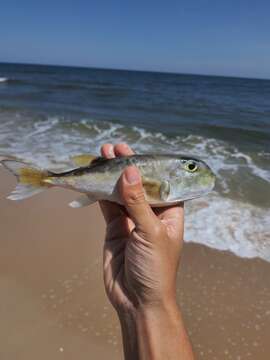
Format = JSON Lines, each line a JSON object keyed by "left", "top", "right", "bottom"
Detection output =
{"left": 0, "top": 167, "right": 269, "bottom": 359}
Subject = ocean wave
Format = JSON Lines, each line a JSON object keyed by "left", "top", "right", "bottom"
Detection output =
{"left": 185, "top": 195, "right": 270, "bottom": 262}
{"left": 0, "top": 78, "right": 28, "bottom": 86}
{"left": 24, "top": 117, "right": 60, "bottom": 138}
{"left": 0, "top": 114, "right": 269, "bottom": 184}
{"left": 0, "top": 113, "right": 269, "bottom": 262}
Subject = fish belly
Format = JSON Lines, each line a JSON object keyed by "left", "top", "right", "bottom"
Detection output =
{"left": 58, "top": 171, "right": 121, "bottom": 202}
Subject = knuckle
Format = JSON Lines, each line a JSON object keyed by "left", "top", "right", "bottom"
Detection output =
{"left": 125, "top": 189, "right": 145, "bottom": 206}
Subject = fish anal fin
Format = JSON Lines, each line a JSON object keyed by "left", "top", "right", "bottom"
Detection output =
{"left": 142, "top": 177, "right": 170, "bottom": 202}
{"left": 69, "top": 194, "right": 96, "bottom": 208}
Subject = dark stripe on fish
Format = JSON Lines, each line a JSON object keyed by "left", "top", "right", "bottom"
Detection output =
{"left": 51, "top": 154, "right": 203, "bottom": 178}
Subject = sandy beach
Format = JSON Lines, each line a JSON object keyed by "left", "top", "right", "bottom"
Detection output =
{"left": 0, "top": 167, "right": 269, "bottom": 359}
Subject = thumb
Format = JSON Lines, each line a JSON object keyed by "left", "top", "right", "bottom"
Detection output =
{"left": 119, "top": 166, "right": 158, "bottom": 237}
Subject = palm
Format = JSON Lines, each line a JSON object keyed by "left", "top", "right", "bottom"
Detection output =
{"left": 101, "top": 200, "right": 183, "bottom": 311}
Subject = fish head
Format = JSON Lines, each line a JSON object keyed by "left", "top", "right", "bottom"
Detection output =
{"left": 168, "top": 156, "right": 216, "bottom": 202}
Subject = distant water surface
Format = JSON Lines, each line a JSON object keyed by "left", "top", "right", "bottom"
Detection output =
{"left": 0, "top": 62, "right": 269, "bottom": 261}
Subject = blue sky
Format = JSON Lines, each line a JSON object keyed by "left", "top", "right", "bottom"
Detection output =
{"left": 0, "top": 0, "right": 269, "bottom": 78}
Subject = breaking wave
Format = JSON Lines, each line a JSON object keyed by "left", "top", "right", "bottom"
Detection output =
{"left": 0, "top": 112, "right": 269, "bottom": 262}
{"left": 185, "top": 195, "right": 270, "bottom": 261}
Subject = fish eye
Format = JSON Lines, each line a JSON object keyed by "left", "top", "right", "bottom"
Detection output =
{"left": 185, "top": 161, "right": 198, "bottom": 172}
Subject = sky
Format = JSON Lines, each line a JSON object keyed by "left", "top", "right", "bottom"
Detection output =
{"left": 0, "top": 0, "right": 269, "bottom": 79}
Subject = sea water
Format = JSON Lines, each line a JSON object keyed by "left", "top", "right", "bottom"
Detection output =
{"left": 0, "top": 62, "right": 269, "bottom": 261}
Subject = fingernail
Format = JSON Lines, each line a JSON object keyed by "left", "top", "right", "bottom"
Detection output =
{"left": 108, "top": 145, "right": 114, "bottom": 158}
{"left": 124, "top": 166, "right": 140, "bottom": 184}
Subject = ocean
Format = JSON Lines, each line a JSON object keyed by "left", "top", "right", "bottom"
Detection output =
{"left": 0, "top": 62, "right": 269, "bottom": 261}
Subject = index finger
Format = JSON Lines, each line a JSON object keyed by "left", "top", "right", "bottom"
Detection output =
{"left": 99, "top": 143, "right": 134, "bottom": 225}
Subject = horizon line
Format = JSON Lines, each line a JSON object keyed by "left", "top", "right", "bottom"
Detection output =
{"left": 0, "top": 60, "right": 269, "bottom": 82}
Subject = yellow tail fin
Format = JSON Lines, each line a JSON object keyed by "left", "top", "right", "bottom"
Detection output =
{"left": 1, "top": 160, "right": 50, "bottom": 200}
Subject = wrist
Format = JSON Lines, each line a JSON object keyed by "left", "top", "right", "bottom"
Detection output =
{"left": 116, "top": 292, "right": 179, "bottom": 320}
{"left": 117, "top": 297, "right": 181, "bottom": 339}
{"left": 136, "top": 298, "right": 181, "bottom": 330}
{"left": 135, "top": 300, "right": 186, "bottom": 360}
{"left": 117, "top": 305, "right": 137, "bottom": 325}
{"left": 117, "top": 299, "right": 193, "bottom": 360}
{"left": 138, "top": 294, "right": 178, "bottom": 313}
{"left": 117, "top": 307, "right": 139, "bottom": 360}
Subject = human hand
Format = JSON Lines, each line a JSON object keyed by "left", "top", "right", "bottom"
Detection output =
{"left": 99, "top": 144, "right": 193, "bottom": 360}
{"left": 99, "top": 143, "right": 184, "bottom": 313}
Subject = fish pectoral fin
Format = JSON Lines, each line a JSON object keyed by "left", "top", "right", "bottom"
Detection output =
{"left": 142, "top": 177, "right": 170, "bottom": 202}
{"left": 160, "top": 180, "right": 170, "bottom": 201}
{"left": 69, "top": 194, "right": 96, "bottom": 208}
{"left": 70, "top": 154, "right": 97, "bottom": 167}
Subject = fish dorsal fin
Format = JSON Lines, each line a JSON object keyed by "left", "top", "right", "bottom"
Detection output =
{"left": 89, "top": 156, "right": 106, "bottom": 166}
{"left": 142, "top": 177, "right": 170, "bottom": 202}
{"left": 70, "top": 154, "right": 100, "bottom": 167}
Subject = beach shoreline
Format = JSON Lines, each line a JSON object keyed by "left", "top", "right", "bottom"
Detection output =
{"left": 0, "top": 167, "right": 269, "bottom": 359}
{"left": 1, "top": 63, "right": 269, "bottom": 264}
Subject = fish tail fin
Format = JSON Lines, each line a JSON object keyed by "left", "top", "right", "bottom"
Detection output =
{"left": 1, "top": 160, "right": 51, "bottom": 200}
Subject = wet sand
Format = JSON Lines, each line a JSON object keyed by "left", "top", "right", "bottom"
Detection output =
{"left": 0, "top": 167, "right": 269, "bottom": 360}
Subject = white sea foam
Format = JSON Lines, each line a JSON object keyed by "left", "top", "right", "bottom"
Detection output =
{"left": 25, "top": 117, "right": 59, "bottom": 138}
{"left": 0, "top": 114, "right": 269, "bottom": 262}
{"left": 231, "top": 152, "right": 270, "bottom": 182}
{"left": 0, "top": 115, "right": 269, "bottom": 187}
{"left": 0, "top": 115, "right": 267, "bottom": 184}
{"left": 0, "top": 77, "right": 8, "bottom": 83}
{"left": 185, "top": 195, "right": 270, "bottom": 262}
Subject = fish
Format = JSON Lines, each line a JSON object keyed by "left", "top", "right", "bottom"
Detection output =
{"left": 1, "top": 154, "right": 216, "bottom": 208}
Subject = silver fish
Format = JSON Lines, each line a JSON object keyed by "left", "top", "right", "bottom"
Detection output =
{"left": 1, "top": 154, "right": 215, "bottom": 208}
